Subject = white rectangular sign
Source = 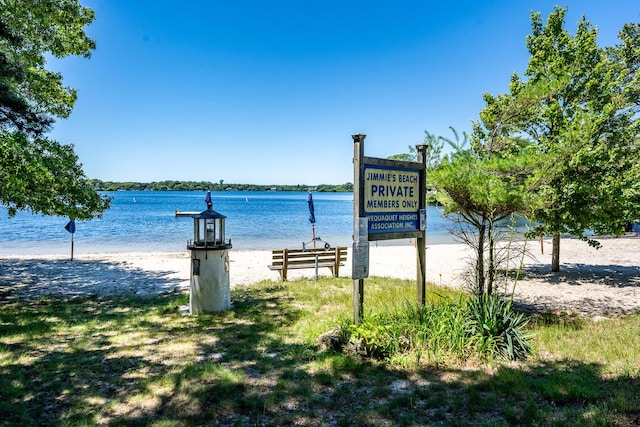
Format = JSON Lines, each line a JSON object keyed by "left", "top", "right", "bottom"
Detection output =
{"left": 352, "top": 241, "right": 370, "bottom": 279}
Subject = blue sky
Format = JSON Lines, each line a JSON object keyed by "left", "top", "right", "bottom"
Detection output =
{"left": 49, "top": 1, "right": 638, "bottom": 185}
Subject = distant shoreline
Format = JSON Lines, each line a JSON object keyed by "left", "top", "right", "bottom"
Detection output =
{"left": 88, "top": 184, "right": 441, "bottom": 205}
{"left": 89, "top": 180, "right": 354, "bottom": 193}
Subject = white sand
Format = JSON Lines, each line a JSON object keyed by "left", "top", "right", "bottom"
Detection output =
{"left": 1, "top": 236, "right": 639, "bottom": 316}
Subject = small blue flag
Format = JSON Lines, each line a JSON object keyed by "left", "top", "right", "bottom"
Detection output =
{"left": 65, "top": 220, "right": 76, "bottom": 234}
{"left": 205, "top": 191, "right": 212, "bottom": 207}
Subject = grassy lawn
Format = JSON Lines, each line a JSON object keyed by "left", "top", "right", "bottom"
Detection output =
{"left": 1, "top": 277, "right": 639, "bottom": 426}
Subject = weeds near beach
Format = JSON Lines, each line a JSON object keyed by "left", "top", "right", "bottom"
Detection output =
{"left": 1, "top": 277, "right": 639, "bottom": 426}
{"left": 342, "top": 290, "right": 533, "bottom": 366}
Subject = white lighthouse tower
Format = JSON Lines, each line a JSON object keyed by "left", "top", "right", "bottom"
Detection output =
{"left": 187, "top": 192, "right": 232, "bottom": 314}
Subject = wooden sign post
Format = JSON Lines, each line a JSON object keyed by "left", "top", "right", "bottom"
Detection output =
{"left": 351, "top": 134, "right": 428, "bottom": 324}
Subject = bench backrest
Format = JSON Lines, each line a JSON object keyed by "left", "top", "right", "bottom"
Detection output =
{"left": 271, "top": 247, "right": 347, "bottom": 267}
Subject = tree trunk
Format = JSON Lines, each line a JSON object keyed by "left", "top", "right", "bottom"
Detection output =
{"left": 552, "top": 233, "right": 560, "bottom": 272}
{"left": 476, "top": 224, "right": 486, "bottom": 295}
{"left": 487, "top": 222, "right": 495, "bottom": 296}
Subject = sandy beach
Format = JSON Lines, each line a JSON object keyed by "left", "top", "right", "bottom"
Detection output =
{"left": 1, "top": 236, "right": 638, "bottom": 316}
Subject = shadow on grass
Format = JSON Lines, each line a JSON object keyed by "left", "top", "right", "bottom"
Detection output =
{"left": 1, "top": 279, "right": 639, "bottom": 425}
{"left": 414, "top": 359, "right": 640, "bottom": 426}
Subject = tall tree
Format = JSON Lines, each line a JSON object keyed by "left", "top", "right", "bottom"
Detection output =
{"left": 0, "top": 0, "right": 109, "bottom": 218}
{"left": 484, "top": 7, "right": 640, "bottom": 271}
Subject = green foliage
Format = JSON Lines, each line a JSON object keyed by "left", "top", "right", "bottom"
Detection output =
{"left": 422, "top": 130, "right": 446, "bottom": 170}
{"left": 439, "top": 126, "right": 469, "bottom": 158}
{"left": 348, "top": 315, "right": 406, "bottom": 359}
{"left": 434, "top": 6, "right": 640, "bottom": 275}
{"left": 396, "top": 296, "right": 473, "bottom": 364}
{"left": 387, "top": 150, "right": 415, "bottom": 162}
{"left": 467, "top": 293, "right": 533, "bottom": 361}
{"left": 315, "top": 182, "right": 354, "bottom": 192}
{"left": 0, "top": 19, "right": 52, "bottom": 135}
{"left": 429, "top": 125, "right": 540, "bottom": 295}
{"left": 0, "top": 275, "right": 638, "bottom": 425}
{"left": 342, "top": 292, "right": 533, "bottom": 364}
{"left": 0, "top": 0, "right": 96, "bottom": 134}
{"left": 0, "top": 0, "right": 108, "bottom": 219}
{"left": 0, "top": 130, "right": 109, "bottom": 218}
{"left": 510, "top": 7, "right": 640, "bottom": 244}
{"left": 607, "top": 22, "right": 640, "bottom": 118}
{"left": 430, "top": 149, "right": 539, "bottom": 223}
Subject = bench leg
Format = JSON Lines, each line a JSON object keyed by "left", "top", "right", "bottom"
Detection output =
{"left": 282, "top": 250, "right": 288, "bottom": 281}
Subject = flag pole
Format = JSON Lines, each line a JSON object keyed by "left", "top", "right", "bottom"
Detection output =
{"left": 70, "top": 232, "right": 74, "bottom": 261}
{"left": 312, "top": 223, "right": 316, "bottom": 248}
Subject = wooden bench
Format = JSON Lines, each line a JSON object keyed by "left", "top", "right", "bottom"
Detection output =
{"left": 268, "top": 246, "right": 348, "bottom": 281}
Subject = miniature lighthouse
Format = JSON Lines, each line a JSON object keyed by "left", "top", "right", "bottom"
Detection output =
{"left": 187, "top": 192, "right": 232, "bottom": 314}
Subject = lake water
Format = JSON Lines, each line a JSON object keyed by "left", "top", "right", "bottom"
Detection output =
{"left": 0, "top": 191, "right": 455, "bottom": 254}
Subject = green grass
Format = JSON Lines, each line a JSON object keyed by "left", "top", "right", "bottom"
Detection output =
{"left": 1, "top": 277, "right": 639, "bottom": 426}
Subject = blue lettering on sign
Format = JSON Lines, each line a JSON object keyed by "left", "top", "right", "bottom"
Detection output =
{"left": 367, "top": 213, "right": 418, "bottom": 234}
{"left": 364, "top": 164, "right": 421, "bottom": 235}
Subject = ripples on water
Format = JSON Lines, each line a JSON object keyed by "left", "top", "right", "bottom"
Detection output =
{"left": 0, "top": 191, "right": 454, "bottom": 254}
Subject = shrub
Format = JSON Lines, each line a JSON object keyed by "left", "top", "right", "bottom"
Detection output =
{"left": 397, "top": 296, "right": 473, "bottom": 363}
{"left": 339, "top": 292, "right": 533, "bottom": 364}
{"left": 347, "top": 314, "right": 409, "bottom": 359}
{"left": 467, "top": 293, "right": 533, "bottom": 361}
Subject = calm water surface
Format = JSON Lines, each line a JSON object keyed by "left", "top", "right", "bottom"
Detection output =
{"left": 0, "top": 191, "right": 454, "bottom": 254}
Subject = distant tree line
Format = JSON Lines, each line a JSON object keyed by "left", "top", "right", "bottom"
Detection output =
{"left": 87, "top": 180, "right": 354, "bottom": 193}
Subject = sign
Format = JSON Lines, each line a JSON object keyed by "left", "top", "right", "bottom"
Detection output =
{"left": 65, "top": 220, "right": 76, "bottom": 234}
{"left": 363, "top": 163, "right": 421, "bottom": 236}
{"left": 352, "top": 241, "right": 370, "bottom": 279}
{"left": 356, "top": 217, "right": 368, "bottom": 241}
{"left": 352, "top": 133, "right": 428, "bottom": 324}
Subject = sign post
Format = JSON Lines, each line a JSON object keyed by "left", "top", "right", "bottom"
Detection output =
{"left": 416, "top": 144, "right": 429, "bottom": 305}
{"left": 352, "top": 134, "right": 367, "bottom": 323}
{"left": 351, "top": 134, "right": 427, "bottom": 324}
